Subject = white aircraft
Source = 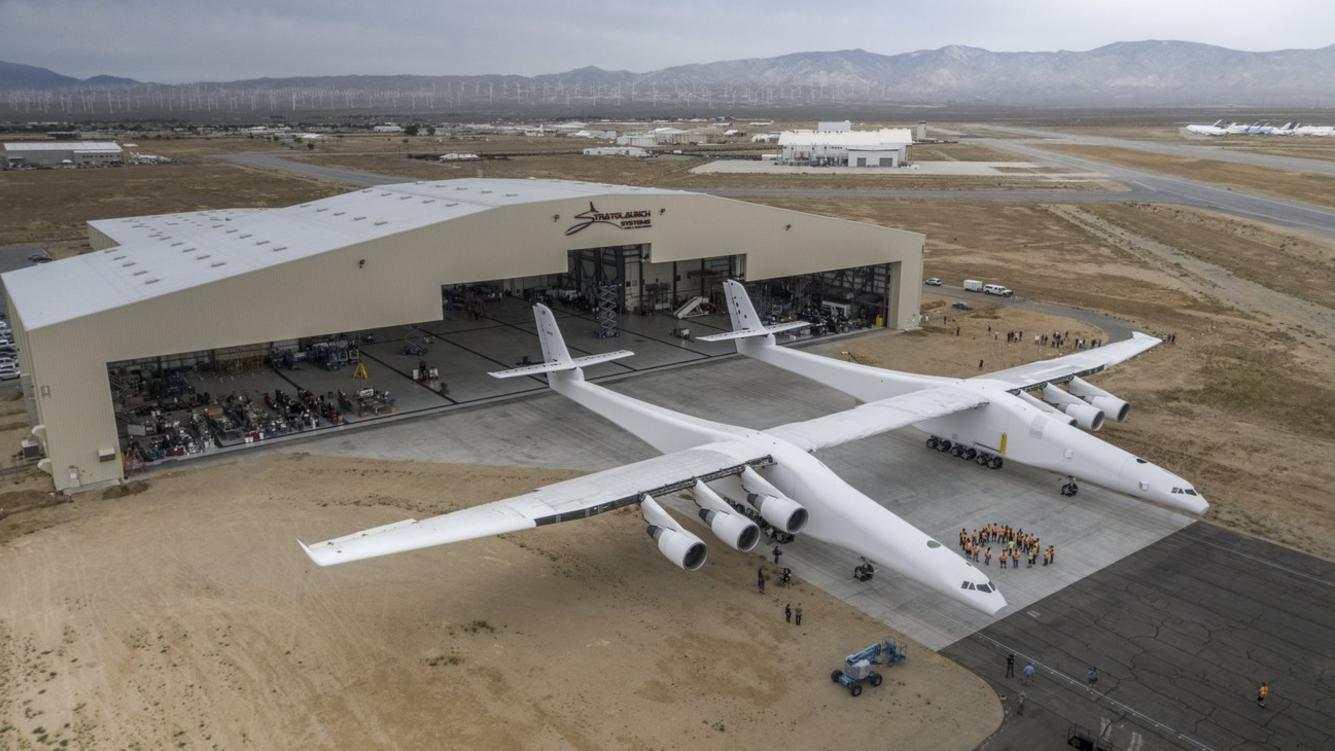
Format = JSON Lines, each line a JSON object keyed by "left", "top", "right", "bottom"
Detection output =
{"left": 300, "top": 304, "right": 1007, "bottom": 614}
{"left": 699, "top": 281, "right": 1208, "bottom": 517}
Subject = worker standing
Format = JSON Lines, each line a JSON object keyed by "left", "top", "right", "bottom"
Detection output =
{"left": 756, "top": 566, "right": 766, "bottom": 594}
{"left": 784, "top": 603, "right": 792, "bottom": 623}
{"left": 772, "top": 544, "right": 783, "bottom": 566}
{"left": 1017, "top": 691, "right": 1026, "bottom": 716}
{"left": 794, "top": 605, "right": 803, "bottom": 627}
{"left": 1257, "top": 681, "right": 1269, "bottom": 708}
{"left": 1006, "top": 653, "right": 1015, "bottom": 678}
{"left": 1087, "top": 666, "right": 1099, "bottom": 687}
{"left": 1023, "top": 662, "right": 1035, "bottom": 685}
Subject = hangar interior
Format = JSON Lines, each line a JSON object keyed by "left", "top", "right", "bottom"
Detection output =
{"left": 107, "top": 255, "right": 896, "bottom": 469}
{"left": 2, "top": 178, "right": 922, "bottom": 490}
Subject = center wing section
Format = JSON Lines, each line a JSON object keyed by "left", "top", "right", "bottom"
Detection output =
{"left": 980, "top": 332, "right": 1161, "bottom": 391}
{"left": 767, "top": 386, "right": 988, "bottom": 452}
{"left": 298, "top": 442, "right": 772, "bottom": 566}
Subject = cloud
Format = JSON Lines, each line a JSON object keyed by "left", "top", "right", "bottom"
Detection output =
{"left": 2, "top": 0, "right": 1332, "bottom": 81}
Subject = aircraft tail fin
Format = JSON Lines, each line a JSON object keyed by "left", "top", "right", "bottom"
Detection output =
{"left": 488, "top": 303, "right": 633, "bottom": 379}
{"left": 696, "top": 279, "right": 809, "bottom": 343}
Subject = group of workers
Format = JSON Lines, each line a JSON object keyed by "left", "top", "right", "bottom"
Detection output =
{"left": 959, "top": 523, "right": 1055, "bottom": 569}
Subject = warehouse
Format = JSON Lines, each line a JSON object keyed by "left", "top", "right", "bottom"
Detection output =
{"left": 778, "top": 128, "right": 912, "bottom": 167}
{"left": 2, "top": 178, "right": 923, "bottom": 492}
{"left": 3, "top": 141, "right": 123, "bottom": 168}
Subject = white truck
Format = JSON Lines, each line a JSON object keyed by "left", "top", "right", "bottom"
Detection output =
{"left": 963, "top": 279, "right": 983, "bottom": 292}
{"left": 983, "top": 283, "right": 1013, "bottom": 297}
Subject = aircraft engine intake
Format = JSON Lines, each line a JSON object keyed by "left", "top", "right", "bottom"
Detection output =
{"left": 641, "top": 494, "right": 708, "bottom": 570}
{"left": 647, "top": 526, "right": 709, "bottom": 571}
{"left": 1068, "top": 376, "right": 1131, "bottom": 422}
{"left": 750, "top": 493, "right": 809, "bottom": 534}
{"left": 1041, "top": 384, "right": 1105, "bottom": 431}
{"left": 698, "top": 508, "right": 761, "bottom": 552}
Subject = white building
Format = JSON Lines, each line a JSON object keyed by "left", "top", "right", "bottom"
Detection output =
{"left": 817, "top": 120, "right": 852, "bottom": 133}
{"left": 617, "top": 133, "right": 658, "bottom": 148}
{"left": 372, "top": 124, "right": 404, "bottom": 134}
{"left": 777, "top": 128, "right": 913, "bottom": 167}
{"left": 3, "top": 141, "right": 123, "bottom": 167}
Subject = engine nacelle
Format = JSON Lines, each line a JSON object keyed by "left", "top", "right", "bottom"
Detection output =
{"left": 648, "top": 526, "right": 708, "bottom": 571}
{"left": 1041, "top": 384, "right": 1105, "bottom": 431}
{"left": 698, "top": 508, "right": 761, "bottom": 552}
{"left": 738, "top": 466, "right": 809, "bottom": 534}
{"left": 1016, "top": 390, "right": 1077, "bottom": 426}
{"left": 1068, "top": 376, "right": 1130, "bottom": 422}
{"left": 641, "top": 494, "right": 708, "bottom": 570}
{"left": 750, "top": 493, "right": 808, "bottom": 534}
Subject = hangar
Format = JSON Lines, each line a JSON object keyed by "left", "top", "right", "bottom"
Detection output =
{"left": 1, "top": 178, "right": 924, "bottom": 492}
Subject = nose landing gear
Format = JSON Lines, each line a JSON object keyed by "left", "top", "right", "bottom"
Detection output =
{"left": 1060, "top": 477, "right": 1079, "bottom": 497}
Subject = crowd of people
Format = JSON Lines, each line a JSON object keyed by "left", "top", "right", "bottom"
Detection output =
{"left": 959, "top": 523, "right": 1055, "bottom": 569}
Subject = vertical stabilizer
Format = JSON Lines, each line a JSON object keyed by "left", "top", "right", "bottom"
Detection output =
{"left": 534, "top": 303, "right": 572, "bottom": 364}
{"left": 722, "top": 279, "right": 764, "bottom": 332}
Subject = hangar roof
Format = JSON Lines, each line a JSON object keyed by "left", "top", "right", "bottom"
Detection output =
{"left": 778, "top": 128, "right": 913, "bottom": 148}
{"left": 2, "top": 178, "right": 687, "bottom": 330}
{"left": 3, "top": 141, "right": 123, "bottom": 153}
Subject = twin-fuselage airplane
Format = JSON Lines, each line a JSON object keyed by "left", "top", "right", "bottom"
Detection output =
{"left": 300, "top": 283, "right": 1206, "bottom": 616}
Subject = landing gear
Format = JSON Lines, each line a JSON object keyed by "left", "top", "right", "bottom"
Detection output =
{"left": 951, "top": 444, "right": 964, "bottom": 458}
{"left": 853, "top": 561, "right": 875, "bottom": 582}
{"left": 868, "top": 672, "right": 883, "bottom": 687}
{"left": 1060, "top": 477, "right": 1079, "bottom": 497}
{"left": 963, "top": 447, "right": 977, "bottom": 461}
{"left": 927, "top": 436, "right": 939, "bottom": 450}
{"left": 989, "top": 455, "right": 1004, "bottom": 470}
{"left": 938, "top": 439, "right": 952, "bottom": 453}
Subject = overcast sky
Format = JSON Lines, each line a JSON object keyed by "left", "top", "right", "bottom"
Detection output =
{"left": 3, "top": 0, "right": 1332, "bottom": 82}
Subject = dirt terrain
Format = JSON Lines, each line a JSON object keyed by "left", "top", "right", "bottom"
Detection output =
{"left": 1038, "top": 143, "right": 1335, "bottom": 208}
{"left": 0, "top": 162, "right": 341, "bottom": 249}
{"left": 0, "top": 454, "right": 1001, "bottom": 750}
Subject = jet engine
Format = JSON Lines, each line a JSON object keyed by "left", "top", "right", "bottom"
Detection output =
{"left": 1041, "top": 384, "right": 1105, "bottom": 431}
{"left": 739, "top": 467, "right": 809, "bottom": 534}
{"left": 692, "top": 480, "right": 761, "bottom": 552}
{"left": 1068, "top": 376, "right": 1130, "bottom": 422}
{"left": 1016, "top": 390, "right": 1077, "bottom": 426}
{"left": 641, "top": 495, "right": 708, "bottom": 571}
{"left": 698, "top": 509, "right": 761, "bottom": 552}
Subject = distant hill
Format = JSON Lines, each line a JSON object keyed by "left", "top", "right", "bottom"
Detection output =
{"left": 3, "top": 41, "right": 1334, "bottom": 108}
{"left": 0, "top": 60, "right": 139, "bottom": 89}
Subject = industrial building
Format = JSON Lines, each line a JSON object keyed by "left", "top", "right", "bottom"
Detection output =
{"left": 778, "top": 128, "right": 913, "bottom": 167}
{"left": 3, "top": 141, "right": 123, "bottom": 167}
{"left": 2, "top": 178, "right": 923, "bottom": 492}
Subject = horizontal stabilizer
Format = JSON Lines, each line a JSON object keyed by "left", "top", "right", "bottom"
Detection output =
{"left": 696, "top": 321, "right": 810, "bottom": 343}
{"left": 488, "top": 350, "right": 634, "bottom": 379}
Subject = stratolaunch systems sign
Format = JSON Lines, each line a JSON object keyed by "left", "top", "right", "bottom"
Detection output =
{"left": 565, "top": 201, "right": 653, "bottom": 236}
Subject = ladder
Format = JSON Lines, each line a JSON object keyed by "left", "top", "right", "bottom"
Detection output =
{"left": 594, "top": 282, "right": 621, "bottom": 339}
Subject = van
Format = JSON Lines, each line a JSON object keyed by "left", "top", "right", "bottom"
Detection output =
{"left": 983, "top": 283, "right": 1013, "bottom": 297}
{"left": 963, "top": 279, "right": 983, "bottom": 292}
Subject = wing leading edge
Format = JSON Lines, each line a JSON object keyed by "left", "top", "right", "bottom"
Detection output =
{"left": 980, "top": 332, "right": 1162, "bottom": 391}
{"left": 299, "top": 442, "right": 772, "bottom": 566}
{"left": 767, "top": 386, "right": 989, "bottom": 452}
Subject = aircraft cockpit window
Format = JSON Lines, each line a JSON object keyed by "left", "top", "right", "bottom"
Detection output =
{"left": 976, "top": 583, "right": 992, "bottom": 593}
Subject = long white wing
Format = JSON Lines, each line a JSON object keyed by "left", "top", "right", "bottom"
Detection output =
{"left": 766, "top": 386, "right": 988, "bottom": 452}
{"left": 298, "top": 442, "right": 772, "bottom": 566}
{"left": 979, "top": 332, "right": 1162, "bottom": 391}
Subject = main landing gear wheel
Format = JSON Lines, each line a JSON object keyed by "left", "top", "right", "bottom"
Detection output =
{"left": 951, "top": 444, "right": 964, "bottom": 458}
{"left": 938, "top": 439, "right": 952, "bottom": 453}
{"left": 927, "top": 436, "right": 940, "bottom": 450}
{"left": 869, "top": 673, "right": 884, "bottom": 687}
{"left": 963, "top": 448, "right": 977, "bottom": 461}
{"left": 989, "top": 456, "right": 1004, "bottom": 470}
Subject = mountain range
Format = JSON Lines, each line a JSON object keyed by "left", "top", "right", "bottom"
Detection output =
{"left": 3, "top": 41, "right": 1334, "bottom": 107}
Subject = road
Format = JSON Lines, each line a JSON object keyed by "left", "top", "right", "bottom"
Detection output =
{"left": 945, "top": 522, "right": 1335, "bottom": 750}
{"left": 926, "top": 284, "right": 1137, "bottom": 343}
{"left": 976, "top": 137, "right": 1335, "bottom": 238}
{"left": 979, "top": 124, "right": 1335, "bottom": 178}
{"left": 224, "top": 149, "right": 1335, "bottom": 239}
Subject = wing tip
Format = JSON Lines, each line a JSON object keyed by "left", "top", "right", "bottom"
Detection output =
{"left": 297, "top": 538, "right": 335, "bottom": 567}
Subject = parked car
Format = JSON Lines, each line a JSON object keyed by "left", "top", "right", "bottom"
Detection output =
{"left": 0, "top": 370, "right": 19, "bottom": 381}
{"left": 924, "top": 277, "right": 943, "bottom": 286}
{"left": 962, "top": 279, "right": 983, "bottom": 292}
{"left": 28, "top": 253, "right": 51, "bottom": 263}
{"left": 951, "top": 301, "right": 972, "bottom": 311}
{"left": 983, "top": 283, "right": 1013, "bottom": 297}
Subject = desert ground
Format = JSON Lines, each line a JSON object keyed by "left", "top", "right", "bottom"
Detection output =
{"left": 0, "top": 454, "right": 1001, "bottom": 750}
{"left": 1037, "top": 143, "right": 1335, "bottom": 208}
